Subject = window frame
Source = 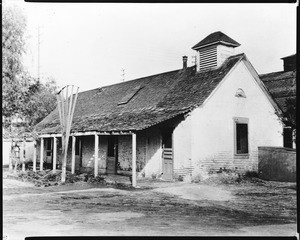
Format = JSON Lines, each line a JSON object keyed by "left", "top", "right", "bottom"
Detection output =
{"left": 233, "top": 117, "right": 249, "bottom": 158}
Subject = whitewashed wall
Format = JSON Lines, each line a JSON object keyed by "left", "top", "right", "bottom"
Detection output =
{"left": 2, "top": 140, "right": 11, "bottom": 166}
{"left": 173, "top": 116, "right": 192, "bottom": 176}
{"left": 173, "top": 60, "right": 283, "bottom": 175}
{"left": 143, "top": 128, "right": 162, "bottom": 177}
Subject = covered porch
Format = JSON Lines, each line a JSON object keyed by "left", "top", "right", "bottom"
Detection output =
{"left": 34, "top": 130, "right": 138, "bottom": 187}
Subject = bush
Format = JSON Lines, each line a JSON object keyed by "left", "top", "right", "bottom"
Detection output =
{"left": 177, "top": 175, "right": 184, "bottom": 181}
{"left": 87, "top": 175, "right": 105, "bottom": 184}
{"left": 244, "top": 171, "right": 258, "bottom": 178}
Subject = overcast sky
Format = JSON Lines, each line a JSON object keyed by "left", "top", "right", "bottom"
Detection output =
{"left": 5, "top": 1, "right": 297, "bottom": 92}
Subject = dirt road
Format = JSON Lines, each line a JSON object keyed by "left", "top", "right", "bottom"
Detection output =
{"left": 3, "top": 177, "right": 297, "bottom": 239}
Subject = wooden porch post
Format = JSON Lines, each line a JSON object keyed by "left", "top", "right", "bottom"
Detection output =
{"left": 21, "top": 139, "right": 26, "bottom": 172}
{"left": 53, "top": 137, "right": 57, "bottom": 173}
{"left": 9, "top": 140, "right": 13, "bottom": 171}
{"left": 40, "top": 138, "right": 44, "bottom": 171}
{"left": 71, "top": 136, "right": 76, "bottom": 174}
{"left": 33, "top": 140, "right": 37, "bottom": 172}
{"left": 132, "top": 132, "right": 137, "bottom": 187}
{"left": 94, "top": 134, "right": 99, "bottom": 177}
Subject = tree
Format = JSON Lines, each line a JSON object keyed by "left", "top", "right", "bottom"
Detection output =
{"left": 2, "top": 5, "right": 58, "bottom": 134}
{"left": 22, "top": 77, "right": 58, "bottom": 129}
{"left": 2, "top": 5, "right": 27, "bottom": 129}
{"left": 281, "top": 98, "right": 296, "bottom": 142}
{"left": 282, "top": 98, "right": 296, "bottom": 130}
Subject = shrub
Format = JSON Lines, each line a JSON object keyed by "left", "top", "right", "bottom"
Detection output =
{"left": 243, "top": 171, "right": 258, "bottom": 178}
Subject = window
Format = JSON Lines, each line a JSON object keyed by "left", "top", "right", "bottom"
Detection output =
{"left": 234, "top": 118, "right": 249, "bottom": 155}
{"left": 235, "top": 88, "right": 246, "bottom": 98}
{"left": 118, "top": 85, "right": 143, "bottom": 105}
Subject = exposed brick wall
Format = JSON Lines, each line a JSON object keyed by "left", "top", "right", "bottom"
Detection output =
{"left": 117, "top": 134, "right": 146, "bottom": 172}
{"left": 35, "top": 129, "right": 160, "bottom": 177}
{"left": 78, "top": 135, "right": 107, "bottom": 173}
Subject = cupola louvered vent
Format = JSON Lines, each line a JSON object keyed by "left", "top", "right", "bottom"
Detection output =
{"left": 192, "top": 31, "right": 240, "bottom": 72}
{"left": 199, "top": 45, "right": 217, "bottom": 71}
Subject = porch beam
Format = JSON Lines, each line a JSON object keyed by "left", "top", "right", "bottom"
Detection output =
{"left": 40, "top": 134, "right": 62, "bottom": 138}
{"left": 71, "top": 136, "right": 76, "bottom": 174}
{"left": 39, "top": 130, "right": 134, "bottom": 138}
{"left": 33, "top": 140, "right": 37, "bottom": 172}
{"left": 94, "top": 134, "right": 99, "bottom": 177}
{"left": 53, "top": 137, "right": 57, "bottom": 173}
{"left": 132, "top": 132, "right": 137, "bottom": 187}
{"left": 40, "top": 138, "right": 44, "bottom": 171}
{"left": 9, "top": 140, "right": 13, "bottom": 171}
{"left": 72, "top": 131, "right": 98, "bottom": 136}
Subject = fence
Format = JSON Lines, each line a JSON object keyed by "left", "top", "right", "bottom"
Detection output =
{"left": 258, "top": 146, "right": 296, "bottom": 182}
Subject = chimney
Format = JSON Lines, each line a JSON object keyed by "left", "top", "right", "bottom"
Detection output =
{"left": 281, "top": 54, "right": 296, "bottom": 72}
{"left": 192, "top": 31, "right": 240, "bottom": 72}
{"left": 182, "top": 56, "right": 188, "bottom": 69}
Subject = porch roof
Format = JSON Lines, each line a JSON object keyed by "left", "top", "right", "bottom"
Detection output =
{"left": 34, "top": 54, "right": 245, "bottom": 135}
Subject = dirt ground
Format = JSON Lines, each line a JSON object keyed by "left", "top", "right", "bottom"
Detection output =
{"left": 2, "top": 171, "right": 297, "bottom": 239}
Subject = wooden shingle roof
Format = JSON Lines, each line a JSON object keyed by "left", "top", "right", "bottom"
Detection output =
{"left": 35, "top": 54, "right": 245, "bottom": 134}
{"left": 260, "top": 70, "right": 296, "bottom": 112}
{"left": 192, "top": 31, "right": 240, "bottom": 50}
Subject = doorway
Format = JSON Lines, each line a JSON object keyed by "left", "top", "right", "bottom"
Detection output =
{"left": 75, "top": 137, "right": 82, "bottom": 171}
{"left": 162, "top": 128, "right": 173, "bottom": 180}
{"left": 45, "top": 138, "right": 53, "bottom": 169}
{"left": 107, "top": 136, "right": 118, "bottom": 174}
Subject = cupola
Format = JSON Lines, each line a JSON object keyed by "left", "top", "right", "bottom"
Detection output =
{"left": 192, "top": 31, "right": 240, "bottom": 72}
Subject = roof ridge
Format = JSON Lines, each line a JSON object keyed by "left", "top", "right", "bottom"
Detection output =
{"left": 101, "top": 68, "right": 188, "bottom": 89}
{"left": 192, "top": 31, "right": 240, "bottom": 50}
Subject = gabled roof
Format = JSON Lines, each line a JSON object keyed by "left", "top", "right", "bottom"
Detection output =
{"left": 192, "top": 31, "right": 240, "bottom": 50}
{"left": 259, "top": 70, "right": 296, "bottom": 112}
{"left": 35, "top": 53, "right": 246, "bottom": 134}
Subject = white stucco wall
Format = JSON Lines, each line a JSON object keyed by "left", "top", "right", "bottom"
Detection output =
{"left": 143, "top": 128, "right": 162, "bottom": 177}
{"left": 2, "top": 140, "right": 11, "bottom": 166}
{"left": 173, "top": 60, "right": 283, "bottom": 175}
{"left": 173, "top": 115, "right": 193, "bottom": 176}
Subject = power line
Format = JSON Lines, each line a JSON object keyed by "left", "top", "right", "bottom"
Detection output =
{"left": 37, "top": 26, "right": 41, "bottom": 81}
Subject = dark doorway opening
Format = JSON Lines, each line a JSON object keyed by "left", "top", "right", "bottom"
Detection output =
{"left": 107, "top": 136, "right": 118, "bottom": 174}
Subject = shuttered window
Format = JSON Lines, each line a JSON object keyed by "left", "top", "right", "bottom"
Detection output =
{"left": 199, "top": 45, "right": 217, "bottom": 71}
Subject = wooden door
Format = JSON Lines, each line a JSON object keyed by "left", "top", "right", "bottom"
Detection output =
{"left": 162, "top": 129, "right": 173, "bottom": 180}
{"left": 45, "top": 138, "right": 53, "bottom": 166}
{"left": 106, "top": 136, "right": 118, "bottom": 174}
{"left": 162, "top": 148, "right": 173, "bottom": 180}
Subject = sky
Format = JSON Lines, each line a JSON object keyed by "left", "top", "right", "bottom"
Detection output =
{"left": 4, "top": 1, "right": 297, "bottom": 92}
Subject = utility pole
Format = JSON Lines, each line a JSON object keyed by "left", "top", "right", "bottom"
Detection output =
{"left": 37, "top": 26, "right": 41, "bottom": 81}
{"left": 121, "top": 68, "right": 125, "bottom": 82}
{"left": 37, "top": 25, "right": 44, "bottom": 81}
